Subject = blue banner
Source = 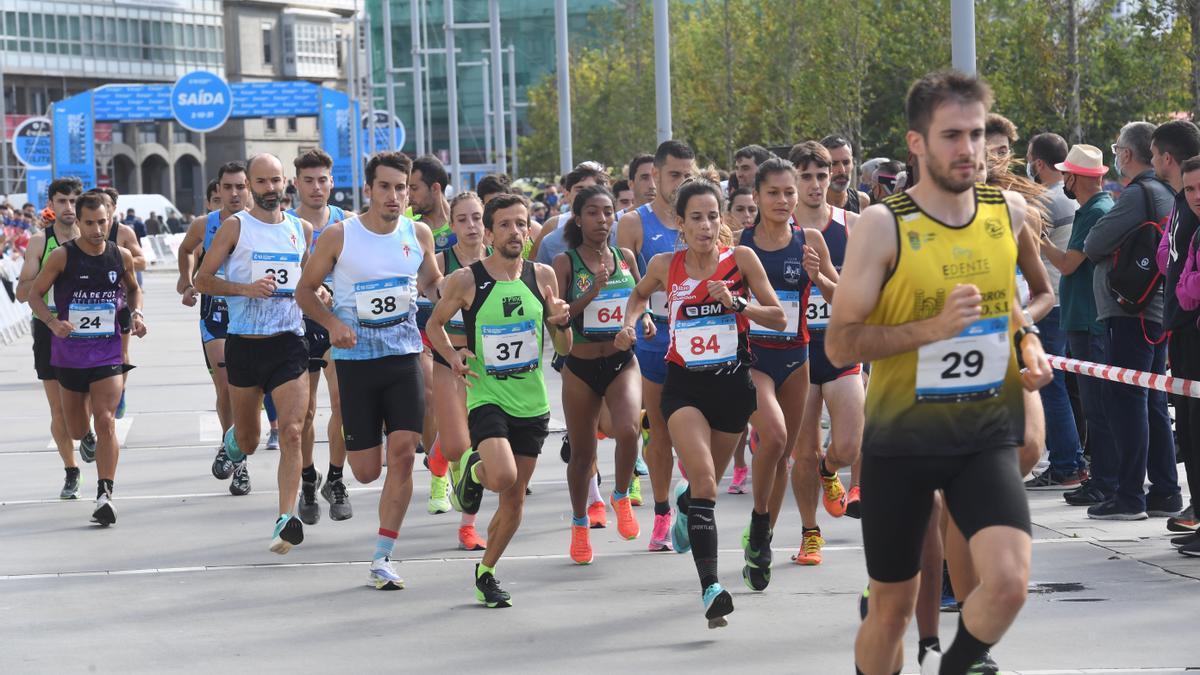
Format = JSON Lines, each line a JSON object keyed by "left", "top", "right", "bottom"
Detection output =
{"left": 94, "top": 80, "right": 322, "bottom": 123}
{"left": 51, "top": 91, "right": 96, "bottom": 188}
{"left": 320, "top": 88, "right": 359, "bottom": 189}
{"left": 94, "top": 85, "right": 171, "bottom": 121}
{"left": 26, "top": 168, "right": 52, "bottom": 209}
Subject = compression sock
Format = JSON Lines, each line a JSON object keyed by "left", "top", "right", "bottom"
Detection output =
{"left": 688, "top": 498, "right": 718, "bottom": 590}
{"left": 302, "top": 465, "right": 318, "bottom": 484}
{"left": 97, "top": 478, "right": 113, "bottom": 499}
{"left": 749, "top": 509, "right": 771, "bottom": 544}
{"left": 461, "top": 512, "right": 477, "bottom": 526}
{"left": 327, "top": 464, "right": 344, "bottom": 483}
{"left": 940, "top": 616, "right": 992, "bottom": 673}
{"left": 374, "top": 528, "right": 398, "bottom": 560}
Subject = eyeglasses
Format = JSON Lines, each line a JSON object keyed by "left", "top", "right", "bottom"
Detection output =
{"left": 1111, "top": 143, "right": 1125, "bottom": 155}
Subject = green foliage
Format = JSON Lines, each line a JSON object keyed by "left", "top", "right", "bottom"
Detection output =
{"left": 517, "top": 0, "right": 1197, "bottom": 177}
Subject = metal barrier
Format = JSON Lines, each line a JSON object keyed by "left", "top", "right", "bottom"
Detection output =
{"left": 0, "top": 256, "right": 31, "bottom": 346}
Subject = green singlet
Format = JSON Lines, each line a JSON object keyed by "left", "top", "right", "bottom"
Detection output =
{"left": 564, "top": 246, "right": 636, "bottom": 343}
{"left": 463, "top": 259, "right": 550, "bottom": 418}
{"left": 445, "top": 244, "right": 491, "bottom": 337}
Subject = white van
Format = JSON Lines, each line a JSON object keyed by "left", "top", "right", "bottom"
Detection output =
{"left": 112, "top": 193, "right": 183, "bottom": 225}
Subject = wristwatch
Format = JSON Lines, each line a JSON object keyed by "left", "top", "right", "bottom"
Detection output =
{"left": 1013, "top": 323, "right": 1040, "bottom": 368}
{"left": 730, "top": 296, "right": 748, "bottom": 313}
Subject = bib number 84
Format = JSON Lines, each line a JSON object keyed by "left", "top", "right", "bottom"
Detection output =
{"left": 689, "top": 335, "right": 721, "bottom": 355}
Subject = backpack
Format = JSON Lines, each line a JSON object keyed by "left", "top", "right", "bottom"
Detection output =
{"left": 1107, "top": 177, "right": 1167, "bottom": 315}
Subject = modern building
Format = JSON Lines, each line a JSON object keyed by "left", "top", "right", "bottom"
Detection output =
{"left": 366, "top": 0, "right": 617, "bottom": 175}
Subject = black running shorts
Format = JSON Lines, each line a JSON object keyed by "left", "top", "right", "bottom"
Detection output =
{"left": 660, "top": 362, "right": 757, "bottom": 434}
{"left": 304, "top": 318, "right": 332, "bottom": 372}
{"left": 335, "top": 353, "right": 424, "bottom": 451}
{"left": 860, "top": 447, "right": 1031, "bottom": 583}
{"left": 32, "top": 318, "right": 56, "bottom": 381}
{"left": 57, "top": 364, "right": 131, "bottom": 393}
{"left": 224, "top": 333, "right": 308, "bottom": 394}
{"left": 564, "top": 350, "right": 635, "bottom": 398}
{"left": 468, "top": 404, "right": 549, "bottom": 459}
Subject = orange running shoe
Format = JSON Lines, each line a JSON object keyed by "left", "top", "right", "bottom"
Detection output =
{"left": 426, "top": 440, "right": 449, "bottom": 477}
{"left": 844, "top": 485, "right": 862, "bottom": 519}
{"left": 820, "top": 465, "right": 848, "bottom": 518}
{"left": 610, "top": 494, "right": 640, "bottom": 540}
{"left": 458, "top": 524, "right": 487, "bottom": 551}
{"left": 570, "top": 524, "right": 593, "bottom": 564}
{"left": 792, "top": 528, "right": 825, "bottom": 566}
{"left": 588, "top": 500, "right": 608, "bottom": 528}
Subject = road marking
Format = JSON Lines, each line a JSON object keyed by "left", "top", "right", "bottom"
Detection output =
{"left": 46, "top": 417, "right": 133, "bottom": 449}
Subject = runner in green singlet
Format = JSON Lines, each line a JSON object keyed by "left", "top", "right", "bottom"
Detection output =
{"left": 428, "top": 193, "right": 572, "bottom": 608}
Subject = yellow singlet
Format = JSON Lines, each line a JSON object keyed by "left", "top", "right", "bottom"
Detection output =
{"left": 862, "top": 183, "right": 1024, "bottom": 457}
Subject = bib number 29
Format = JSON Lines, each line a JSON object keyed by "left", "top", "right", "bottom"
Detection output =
{"left": 940, "top": 350, "right": 984, "bottom": 379}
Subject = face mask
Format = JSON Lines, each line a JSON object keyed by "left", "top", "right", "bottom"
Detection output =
{"left": 1114, "top": 152, "right": 1124, "bottom": 177}
{"left": 1062, "top": 178, "right": 1077, "bottom": 201}
{"left": 1026, "top": 160, "right": 1042, "bottom": 184}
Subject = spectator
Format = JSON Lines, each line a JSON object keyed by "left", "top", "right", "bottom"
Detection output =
{"left": 1025, "top": 132, "right": 1087, "bottom": 488}
{"left": 476, "top": 173, "right": 512, "bottom": 205}
{"left": 166, "top": 211, "right": 182, "bottom": 234}
{"left": 1041, "top": 145, "right": 1113, "bottom": 507}
{"left": 868, "top": 159, "right": 904, "bottom": 203}
{"left": 1151, "top": 120, "right": 1200, "bottom": 531}
{"left": 985, "top": 112, "right": 1019, "bottom": 174}
{"left": 122, "top": 207, "right": 144, "bottom": 232}
{"left": 530, "top": 201, "right": 547, "bottom": 223}
{"left": 1083, "top": 121, "right": 1182, "bottom": 519}
{"left": 612, "top": 178, "right": 634, "bottom": 213}
{"left": 145, "top": 211, "right": 164, "bottom": 236}
{"left": 730, "top": 144, "right": 773, "bottom": 193}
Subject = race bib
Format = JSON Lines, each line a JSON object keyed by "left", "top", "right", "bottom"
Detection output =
{"left": 749, "top": 290, "right": 801, "bottom": 339}
{"left": 583, "top": 288, "right": 631, "bottom": 336}
{"left": 251, "top": 252, "right": 300, "bottom": 296}
{"left": 649, "top": 290, "right": 670, "bottom": 322}
{"left": 805, "top": 287, "right": 832, "bottom": 330}
{"left": 481, "top": 320, "right": 539, "bottom": 375}
{"left": 355, "top": 277, "right": 412, "bottom": 328}
{"left": 675, "top": 313, "right": 738, "bottom": 370}
{"left": 915, "top": 317, "right": 1010, "bottom": 403}
{"left": 68, "top": 302, "right": 116, "bottom": 339}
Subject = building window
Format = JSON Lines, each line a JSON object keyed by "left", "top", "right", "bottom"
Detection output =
{"left": 266, "top": 118, "right": 277, "bottom": 133}
{"left": 287, "top": 117, "right": 298, "bottom": 133}
{"left": 262, "top": 24, "right": 273, "bottom": 64}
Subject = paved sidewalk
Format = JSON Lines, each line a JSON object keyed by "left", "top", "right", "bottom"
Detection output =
{"left": 1, "top": 276, "right": 1197, "bottom": 674}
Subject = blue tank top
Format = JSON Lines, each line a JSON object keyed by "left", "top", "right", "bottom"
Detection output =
{"left": 286, "top": 205, "right": 347, "bottom": 253}
{"left": 809, "top": 207, "right": 848, "bottom": 339}
{"left": 739, "top": 225, "right": 811, "bottom": 348}
{"left": 636, "top": 203, "right": 681, "bottom": 352}
{"left": 203, "top": 210, "right": 222, "bottom": 250}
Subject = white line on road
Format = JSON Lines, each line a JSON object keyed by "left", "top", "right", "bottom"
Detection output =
{"left": 45, "top": 416, "right": 133, "bottom": 449}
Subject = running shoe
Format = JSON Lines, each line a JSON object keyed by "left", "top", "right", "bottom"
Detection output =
{"left": 791, "top": 528, "right": 825, "bottom": 566}
{"left": 1179, "top": 537, "right": 1200, "bottom": 557}
{"left": 1170, "top": 531, "right": 1198, "bottom": 548}
{"left": 844, "top": 485, "right": 862, "bottom": 519}
{"left": 475, "top": 564, "right": 512, "bottom": 608}
{"left": 559, "top": 434, "right": 571, "bottom": 464}
{"left": 454, "top": 449, "right": 484, "bottom": 515}
{"left": 859, "top": 585, "right": 870, "bottom": 620}
{"left": 266, "top": 429, "right": 280, "bottom": 451}
{"left": 920, "top": 650, "right": 942, "bottom": 675}
{"left": 91, "top": 492, "right": 116, "bottom": 526}
{"left": 1087, "top": 499, "right": 1148, "bottom": 520}
{"left": 269, "top": 514, "right": 304, "bottom": 554}
{"left": 634, "top": 454, "right": 649, "bottom": 477}
{"left": 458, "top": 525, "right": 487, "bottom": 551}
{"left": 447, "top": 459, "right": 464, "bottom": 512}
{"left": 1167, "top": 505, "right": 1198, "bottom": 532}
{"left": 648, "top": 511, "right": 672, "bottom": 552}
{"left": 428, "top": 474, "right": 452, "bottom": 515}
{"left": 628, "top": 475, "right": 643, "bottom": 506}
{"left": 941, "top": 566, "right": 960, "bottom": 612}
{"left": 967, "top": 650, "right": 1000, "bottom": 674}
{"left": 587, "top": 500, "right": 607, "bottom": 528}
{"left": 727, "top": 465, "right": 748, "bottom": 494}
{"left": 1024, "top": 469, "right": 1086, "bottom": 490}
{"left": 639, "top": 409, "right": 650, "bottom": 448}
{"left": 742, "top": 525, "right": 773, "bottom": 591}
{"left": 211, "top": 444, "right": 234, "bottom": 480}
{"left": 702, "top": 583, "right": 734, "bottom": 629}
{"left": 819, "top": 463, "right": 848, "bottom": 517}
{"left": 570, "top": 524, "right": 593, "bottom": 564}
{"left": 611, "top": 494, "right": 639, "bottom": 540}
{"left": 320, "top": 477, "right": 353, "bottom": 520}
{"left": 78, "top": 431, "right": 97, "bottom": 463}
{"left": 748, "top": 427, "right": 759, "bottom": 455}
{"left": 1064, "top": 480, "right": 1107, "bottom": 506}
{"left": 1147, "top": 492, "right": 1184, "bottom": 517}
{"left": 60, "top": 469, "right": 80, "bottom": 500}
{"left": 368, "top": 557, "right": 405, "bottom": 590}
{"left": 297, "top": 470, "right": 323, "bottom": 525}
{"left": 115, "top": 390, "right": 126, "bottom": 420}
{"left": 229, "top": 460, "right": 251, "bottom": 496}
{"left": 671, "top": 481, "right": 691, "bottom": 554}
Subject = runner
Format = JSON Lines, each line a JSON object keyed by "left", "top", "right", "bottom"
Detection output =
{"left": 628, "top": 153, "right": 657, "bottom": 209}
{"left": 531, "top": 162, "right": 610, "bottom": 264}
{"left": 822, "top": 135, "right": 872, "bottom": 214}
{"left": 408, "top": 154, "right": 454, "bottom": 512}
{"left": 830, "top": 71, "right": 1051, "bottom": 675}
{"left": 297, "top": 151, "right": 441, "bottom": 589}
{"left": 738, "top": 152, "right": 840, "bottom": 589}
{"left": 613, "top": 179, "right": 635, "bottom": 213}
{"left": 616, "top": 139, "right": 698, "bottom": 552}
{"left": 286, "top": 148, "right": 353, "bottom": 524}
{"left": 194, "top": 153, "right": 313, "bottom": 554}
{"left": 15, "top": 177, "right": 93, "bottom": 499}
{"left": 784, "top": 142, "right": 865, "bottom": 567}
{"left": 615, "top": 178, "right": 784, "bottom": 626}
{"left": 27, "top": 191, "right": 146, "bottom": 525}
{"left": 724, "top": 185, "right": 759, "bottom": 495}
{"left": 428, "top": 193, "right": 572, "bottom": 608}
{"left": 553, "top": 184, "right": 647, "bottom": 563}
{"left": 430, "top": 190, "right": 491, "bottom": 551}
{"left": 730, "top": 145, "right": 774, "bottom": 193}
{"left": 177, "top": 163, "right": 251, "bottom": 495}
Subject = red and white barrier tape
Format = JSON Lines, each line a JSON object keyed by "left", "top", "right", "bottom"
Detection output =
{"left": 1047, "top": 355, "right": 1200, "bottom": 399}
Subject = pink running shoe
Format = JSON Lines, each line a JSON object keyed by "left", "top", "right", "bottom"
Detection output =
{"left": 727, "top": 466, "right": 749, "bottom": 494}
{"left": 648, "top": 511, "right": 673, "bottom": 552}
